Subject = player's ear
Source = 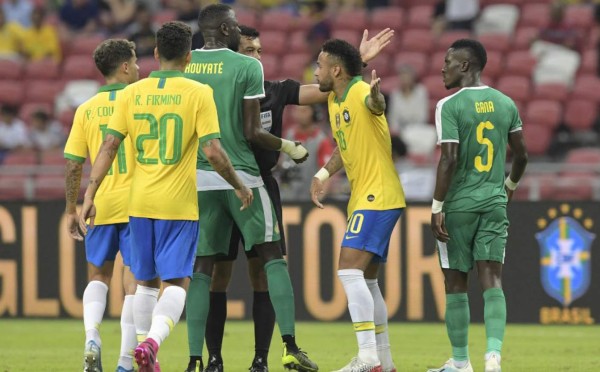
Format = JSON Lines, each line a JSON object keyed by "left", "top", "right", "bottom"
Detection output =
{"left": 153, "top": 47, "right": 159, "bottom": 61}
{"left": 460, "top": 60, "right": 469, "bottom": 72}
{"left": 185, "top": 51, "right": 192, "bottom": 65}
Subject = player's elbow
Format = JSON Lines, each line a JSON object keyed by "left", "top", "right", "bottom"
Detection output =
{"left": 244, "top": 126, "right": 262, "bottom": 145}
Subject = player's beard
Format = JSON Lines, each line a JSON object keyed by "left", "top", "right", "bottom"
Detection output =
{"left": 318, "top": 78, "right": 333, "bottom": 92}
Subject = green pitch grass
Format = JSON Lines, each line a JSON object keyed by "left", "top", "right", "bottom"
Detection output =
{"left": 0, "top": 320, "right": 598, "bottom": 371}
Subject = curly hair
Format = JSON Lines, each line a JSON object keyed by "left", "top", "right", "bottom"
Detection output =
{"left": 93, "top": 39, "right": 136, "bottom": 77}
{"left": 321, "top": 39, "right": 363, "bottom": 77}
{"left": 156, "top": 21, "right": 192, "bottom": 61}
{"left": 450, "top": 39, "right": 488, "bottom": 71}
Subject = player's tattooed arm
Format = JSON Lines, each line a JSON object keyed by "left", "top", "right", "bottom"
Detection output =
{"left": 201, "top": 139, "right": 244, "bottom": 190}
{"left": 65, "top": 159, "right": 83, "bottom": 214}
{"left": 324, "top": 147, "right": 343, "bottom": 176}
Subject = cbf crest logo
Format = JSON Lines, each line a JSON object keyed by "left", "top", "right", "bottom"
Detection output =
{"left": 536, "top": 204, "right": 595, "bottom": 306}
{"left": 342, "top": 108, "right": 351, "bottom": 125}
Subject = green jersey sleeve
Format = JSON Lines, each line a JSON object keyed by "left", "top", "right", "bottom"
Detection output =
{"left": 435, "top": 98, "right": 459, "bottom": 143}
{"left": 509, "top": 102, "right": 523, "bottom": 132}
{"left": 243, "top": 58, "right": 265, "bottom": 99}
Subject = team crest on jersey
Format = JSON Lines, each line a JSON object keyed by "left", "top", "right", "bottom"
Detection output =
{"left": 343, "top": 109, "right": 351, "bottom": 124}
{"left": 335, "top": 113, "right": 341, "bottom": 129}
{"left": 536, "top": 205, "right": 595, "bottom": 306}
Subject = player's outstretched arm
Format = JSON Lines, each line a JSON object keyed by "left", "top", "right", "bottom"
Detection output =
{"left": 243, "top": 98, "right": 309, "bottom": 163}
{"left": 201, "top": 138, "right": 253, "bottom": 210}
{"left": 505, "top": 130, "right": 528, "bottom": 202}
{"left": 359, "top": 28, "right": 394, "bottom": 64}
{"left": 78, "top": 134, "right": 122, "bottom": 234}
{"left": 431, "top": 142, "right": 458, "bottom": 242}
{"left": 311, "top": 147, "right": 343, "bottom": 208}
{"left": 65, "top": 159, "right": 84, "bottom": 241}
{"left": 366, "top": 70, "right": 386, "bottom": 115}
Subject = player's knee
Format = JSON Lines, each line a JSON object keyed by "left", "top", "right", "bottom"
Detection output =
{"left": 88, "top": 272, "right": 111, "bottom": 286}
{"left": 248, "top": 268, "right": 268, "bottom": 292}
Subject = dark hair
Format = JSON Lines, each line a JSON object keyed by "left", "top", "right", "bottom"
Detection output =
{"left": 321, "top": 39, "right": 363, "bottom": 77}
{"left": 0, "top": 105, "right": 18, "bottom": 116}
{"left": 32, "top": 109, "right": 50, "bottom": 121}
{"left": 156, "top": 21, "right": 192, "bottom": 61}
{"left": 93, "top": 39, "right": 136, "bottom": 77}
{"left": 450, "top": 39, "right": 487, "bottom": 71}
{"left": 198, "top": 4, "right": 232, "bottom": 32}
{"left": 239, "top": 25, "right": 259, "bottom": 38}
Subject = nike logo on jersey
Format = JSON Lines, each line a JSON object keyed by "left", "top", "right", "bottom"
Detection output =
{"left": 345, "top": 235, "right": 359, "bottom": 240}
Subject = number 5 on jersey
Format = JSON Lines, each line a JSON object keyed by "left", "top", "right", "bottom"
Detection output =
{"left": 475, "top": 120, "right": 494, "bottom": 173}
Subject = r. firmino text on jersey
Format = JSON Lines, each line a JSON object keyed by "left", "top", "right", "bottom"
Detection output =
{"left": 475, "top": 100, "right": 495, "bottom": 113}
{"left": 135, "top": 94, "right": 182, "bottom": 106}
{"left": 184, "top": 62, "right": 224, "bottom": 74}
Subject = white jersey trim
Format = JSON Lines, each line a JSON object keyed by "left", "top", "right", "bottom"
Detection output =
{"left": 509, "top": 127, "right": 523, "bottom": 133}
{"left": 196, "top": 170, "right": 264, "bottom": 191}
{"left": 435, "top": 86, "right": 490, "bottom": 144}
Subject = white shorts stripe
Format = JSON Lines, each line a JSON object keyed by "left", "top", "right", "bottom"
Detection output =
{"left": 258, "top": 186, "right": 274, "bottom": 242}
{"left": 437, "top": 240, "right": 449, "bottom": 268}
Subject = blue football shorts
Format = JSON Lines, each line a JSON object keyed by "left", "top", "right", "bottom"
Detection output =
{"left": 341, "top": 208, "right": 404, "bottom": 263}
{"left": 85, "top": 222, "right": 131, "bottom": 268}
{"left": 129, "top": 217, "right": 199, "bottom": 281}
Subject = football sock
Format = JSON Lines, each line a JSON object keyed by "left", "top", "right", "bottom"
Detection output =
{"left": 206, "top": 291, "right": 227, "bottom": 359}
{"left": 186, "top": 273, "right": 211, "bottom": 357}
{"left": 264, "top": 259, "right": 295, "bottom": 337}
{"left": 134, "top": 285, "right": 159, "bottom": 343}
{"left": 366, "top": 279, "right": 393, "bottom": 369}
{"left": 118, "top": 294, "right": 136, "bottom": 370}
{"left": 253, "top": 291, "right": 275, "bottom": 359}
{"left": 83, "top": 280, "right": 109, "bottom": 346}
{"left": 147, "top": 286, "right": 186, "bottom": 347}
{"left": 483, "top": 288, "right": 506, "bottom": 355}
{"left": 338, "top": 269, "right": 378, "bottom": 365}
{"left": 445, "top": 293, "right": 470, "bottom": 362}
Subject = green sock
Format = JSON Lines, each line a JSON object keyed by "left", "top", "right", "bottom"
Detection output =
{"left": 445, "top": 293, "right": 470, "bottom": 362}
{"left": 264, "top": 259, "right": 295, "bottom": 336}
{"left": 483, "top": 288, "right": 506, "bottom": 354}
{"left": 186, "top": 272, "right": 211, "bottom": 357}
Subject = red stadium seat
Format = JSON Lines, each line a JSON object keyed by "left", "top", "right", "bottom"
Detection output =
{"left": 564, "top": 99, "right": 597, "bottom": 131}
{"left": 259, "top": 31, "right": 287, "bottom": 55}
{"left": 25, "top": 59, "right": 60, "bottom": 80}
{"left": 68, "top": 35, "right": 104, "bottom": 57}
{"left": 505, "top": 51, "right": 537, "bottom": 77}
{"left": 379, "top": 76, "right": 399, "bottom": 95}
{"left": 422, "top": 74, "right": 450, "bottom": 102}
{"left": 0, "top": 60, "right": 23, "bottom": 79}
{"left": 405, "top": 0, "right": 439, "bottom": 6}
{"left": 290, "top": 31, "right": 309, "bottom": 54}
{"left": 34, "top": 175, "right": 65, "bottom": 200}
{"left": 522, "top": 123, "right": 552, "bottom": 156}
{"left": 525, "top": 100, "right": 562, "bottom": 129}
{"left": 0, "top": 175, "right": 29, "bottom": 200}
{"left": 579, "top": 49, "right": 597, "bottom": 75}
{"left": 407, "top": 5, "right": 434, "bottom": 29}
{"left": 366, "top": 54, "right": 392, "bottom": 78}
{"left": 533, "top": 82, "right": 569, "bottom": 101}
{"left": 332, "top": 9, "right": 368, "bottom": 32}
{"left": 62, "top": 55, "right": 99, "bottom": 80}
{"left": 236, "top": 10, "right": 259, "bottom": 29}
{"left": 477, "top": 33, "right": 511, "bottom": 53}
{"left": 519, "top": 4, "right": 550, "bottom": 28}
{"left": 563, "top": 148, "right": 600, "bottom": 177}
{"left": 40, "top": 149, "right": 66, "bottom": 166}
{"left": 291, "top": 14, "right": 312, "bottom": 32}
{"left": 137, "top": 56, "right": 158, "bottom": 79}
{"left": 19, "top": 103, "right": 53, "bottom": 122}
{"left": 482, "top": 51, "right": 504, "bottom": 80}
{"left": 564, "top": 5, "right": 594, "bottom": 30}
{"left": 279, "top": 53, "right": 311, "bottom": 81}
{"left": 2, "top": 151, "right": 37, "bottom": 165}
{"left": 26, "top": 81, "right": 64, "bottom": 105}
{"left": 153, "top": 9, "right": 177, "bottom": 25}
{"left": 401, "top": 29, "right": 435, "bottom": 53}
{"left": 369, "top": 7, "right": 405, "bottom": 31}
{"left": 59, "top": 108, "right": 76, "bottom": 129}
{"left": 496, "top": 75, "right": 531, "bottom": 103}
{"left": 427, "top": 51, "right": 446, "bottom": 75}
{"left": 513, "top": 27, "right": 539, "bottom": 51}
{"left": 260, "top": 54, "right": 280, "bottom": 81}
{"left": 393, "top": 51, "right": 429, "bottom": 78}
{"left": 0, "top": 80, "right": 25, "bottom": 106}
{"left": 260, "top": 10, "right": 295, "bottom": 32}
{"left": 436, "top": 31, "right": 472, "bottom": 52}
{"left": 550, "top": 176, "right": 595, "bottom": 200}
{"left": 571, "top": 75, "right": 600, "bottom": 102}
{"left": 331, "top": 29, "right": 362, "bottom": 47}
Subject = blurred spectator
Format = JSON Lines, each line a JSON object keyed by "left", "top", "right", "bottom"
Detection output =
{"left": 177, "top": 0, "right": 200, "bottom": 26}
{"left": 538, "top": 0, "right": 583, "bottom": 51}
{"left": 59, "top": 0, "right": 99, "bottom": 37}
{"left": 0, "top": 7, "right": 23, "bottom": 60}
{"left": 21, "top": 7, "right": 62, "bottom": 62}
{"left": 305, "top": 0, "right": 331, "bottom": 59}
{"left": 432, "top": 0, "right": 479, "bottom": 36}
{"left": 99, "top": 0, "right": 136, "bottom": 35}
{"left": 2, "top": 0, "right": 33, "bottom": 28}
{"left": 28, "top": 110, "right": 65, "bottom": 151}
{"left": 387, "top": 64, "right": 429, "bottom": 136}
{"left": 0, "top": 105, "right": 31, "bottom": 153}
{"left": 366, "top": 0, "right": 390, "bottom": 10}
{"left": 282, "top": 105, "right": 334, "bottom": 201}
{"left": 127, "top": 4, "right": 157, "bottom": 58}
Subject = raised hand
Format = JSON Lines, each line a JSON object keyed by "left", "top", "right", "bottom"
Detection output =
{"left": 359, "top": 28, "right": 394, "bottom": 63}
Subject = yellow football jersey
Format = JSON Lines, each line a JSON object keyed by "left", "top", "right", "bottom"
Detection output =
{"left": 64, "top": 83, "right": 134, "bottom": 225}
{"left": 107, "top": 70, "right": 220, "bottom": 220}
{"left": 327, "top": 76, "right": 406, "bottom": 215}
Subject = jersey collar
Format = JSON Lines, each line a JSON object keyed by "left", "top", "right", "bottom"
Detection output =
{"left": 97, "top": 83, "right": 127, "bottom": 93}
{"left": 149, "top": 70, "right": 184, "bottom": 78}
{"left": 334, "top": 75, "right": 362, "bottom": 104}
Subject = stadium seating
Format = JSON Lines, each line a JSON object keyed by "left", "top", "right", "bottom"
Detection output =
{"left": 68, "top": 35, "right": 105, "bottom": 57}
{"left": 564, "top": 99, "right": 597, "bottom": 131}
{"left": 0, "top": 175, "right": 29, "bottom": 200}
{"left": 525, "top": 100, "right": 562, "bottom": 129}
{"left": 0, "top": 60, "right": 23, "bottom": 79}
{"left": 62, "top": 55, "right": 100, "bottom": 80}
{"left": 289, "top": 31, "right": 310, "bottom": 54}
{"left": 331, "top": 29, "right": 361, "bottom": 48}
{"left": 496, "top": 75, "right": 531, "bottom": 103}
{"left": 519, "top": 3, "right": 550, "bottom": 28}
{"left": 533, "top": 82, "right": 569, "bottom": 101}
{"left": 26, "top": 81, "right": 64, "bottom": 105}
{"left": 475, "top": 4, "right": 519, "bottom": 36}
{"left": 260, "top": 54, "right": 280, "bottom": 81}
{"left": 260, "top": 9, "right": 296, "bottom": 32}
{"left": 477, "top": 33, "right": 511, "bottom": 53}
{"left": 564, "top": 5, "right": 595, "bottom": 30}
{"left": 406, "top": 5, "right": 433, "bottom": 29}
{"left": 522, "top": 123, "right": 553, "bottom": 156}
{"left": 152, "top": 9, "right": 177, "bottom": 25}
{"left": 236, "top": 9, "right": 259, "bottom": 28}
{"left": 579, "top": 49, "right": 597, "bottom": 75}
{"left": 332, "top": 9, "right": 368, "bottom": 32}
{"left": 19, "top": 103, "right": 53, "bottom": 122}
{"left": 505, "top": 51, "right": 537, "bottom": 77}
{"left": 401, "top": 29, "right": 435, "bottom": 53}
{"left": 571, "top": 75, "right": 600, "bottom": 102}
{"left": 482, "top": 51, "right": 504, "bottom": 80}
{"left": 394, "top": 51, "right": 429, "bottom": 77}
{"left": 436, "top": 31, "right": 472, "bottom": 52}
{"left": 366, "top": 53, "right": 392, "bottom": 79}
{"left": 369, "top": 7, "right": 405, "bottom": 31}
{"left": 25, "top": 60, "right": 61, "bottom": 80}
{"left": 0, "top": 81, "right": 26, "bottom": 106}
{"left": 258, "top": 31, "right": 287, "bottom": 55}
{"left": 137, "top": 56, "right": 158, "bottom": 79}
{"left": 279, "top": 53, "right": 311, "bottom": 81}
{"left": 513, "top": 27, "right": 539, "bottom": 50}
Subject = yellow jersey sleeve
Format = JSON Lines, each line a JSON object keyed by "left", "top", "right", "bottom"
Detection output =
{"left": 195, "top": 85, "right": 221, "bottom": 144}
{"left": 64, "top": 105, "right": 88, "bottom": 163}
{"left": 106, "top": 90, "right": 130, "bottom": 140}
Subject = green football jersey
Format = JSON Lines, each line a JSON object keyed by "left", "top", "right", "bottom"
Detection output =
{"left": 435, "top": 86, "right": 522, "bottom": 213}
{"left": 184, "top": 48, "right": 265, "bottom": 175}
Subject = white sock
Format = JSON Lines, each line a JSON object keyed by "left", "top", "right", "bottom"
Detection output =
{"left": 453, "top": 359, "right": 469, "bottom": 368}
{"left": 134, "top": 285, "right": 159, "bottom": 343}
{"left": 147, "top": 286, "right": 186, "bottom": 347}
{"left": 366, "top": 278, "right": 394, "bottom": 370}
{"left": 118, "top": 295, "right": 136, "bottom": 370}
{"left": 83, "top": 280, "right": 109, "bottom": 346}
{"left": 338, "top": 269, "right": 379, "bottom": 365}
